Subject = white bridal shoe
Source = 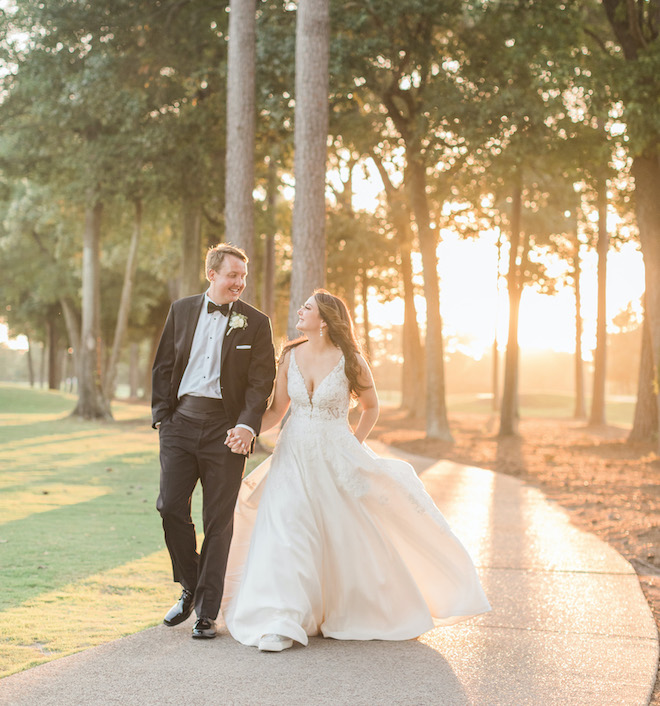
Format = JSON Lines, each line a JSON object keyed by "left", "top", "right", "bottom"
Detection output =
{"left": 258, "top": 633, "right": 293, "bottom": 652}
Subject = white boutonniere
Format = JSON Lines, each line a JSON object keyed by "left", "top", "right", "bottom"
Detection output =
{"left": 226, "top": 312, "right": 248, "bottom": 336}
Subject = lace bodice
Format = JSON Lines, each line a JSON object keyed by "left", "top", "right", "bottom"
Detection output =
{"left": 268, "top": 346, "right": 449, "bottom": 514}
{"left": 287, "top": 348, "right": 350, "bottom": 423}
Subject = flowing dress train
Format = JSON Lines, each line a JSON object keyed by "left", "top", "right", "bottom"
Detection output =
{"left": 222, "top": 349, "right": 491, "bottom": 646}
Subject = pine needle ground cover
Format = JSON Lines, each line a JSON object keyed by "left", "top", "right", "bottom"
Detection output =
{"left": 0, "top": 385, "right": 266, "bottom": 677}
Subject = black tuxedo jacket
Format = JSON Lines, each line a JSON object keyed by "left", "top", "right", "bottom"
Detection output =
{"left": 151, "top": 295, "right": 276, "bottom": 433}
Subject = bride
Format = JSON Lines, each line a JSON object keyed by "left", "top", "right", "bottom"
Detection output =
{"left": 221, "top": 290, "right": 490, "bottom": 652}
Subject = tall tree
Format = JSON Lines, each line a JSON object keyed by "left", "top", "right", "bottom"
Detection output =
{"left": 499, "top": 175, "right": 524, "bottom": 436}
{"left": 287, "top": 0, "right": 330, "bottom": 337}
{"left": 572, "top": 221, "right": 587, "bottom": 419}
{"left": 370, "top": 153, "right": 425, "bottom": 416}
{"left": 261, "top": 156, "right": 278, "bottom": 319}
{"left": 461, "top": 1, "right": 587, "bottom": 435}
{"left": 73, "top": 198, "right": 111, "bottom": 418}
{"left": 104, "top": 199, "right": 142, "bottom": 399}
{"left": 600, "top": 0, "right": 660, "bottom": 450}
{"left": 629, "top": 308, "right": 659, "bottom": 443}
{"left": 1, "top": 0, "right": 234, "bottom": 411}
{"left": 588, "top": 175, "right": 609, "bottom": 425}
{"left": 405, "top": 157, "right": 453, "bottom": 440}
{"left": 0, "top": 180, "right": 82, "bottom": 389}
{"left": 332, "top": 0, "right": 475, "bottom": 440}
{"left": 226, "top": 0, "right": 257, "bottom": 301}
{"left": 492, "top": 228, "right": 503, "bottom": 412}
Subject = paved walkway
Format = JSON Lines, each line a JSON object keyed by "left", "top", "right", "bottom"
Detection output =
{"left": 0, "top": 442, "right": 657, "bottom": 705}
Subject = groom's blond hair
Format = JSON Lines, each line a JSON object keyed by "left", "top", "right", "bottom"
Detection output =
{"left": 205, "top": 243, "right": 248, "bottom": 279}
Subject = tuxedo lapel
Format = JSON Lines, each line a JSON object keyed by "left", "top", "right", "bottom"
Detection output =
{"left": 181, "top": 294, "right": 205, "bottom": 367}
{"left": 220, "top": 299, "right": 245, "bottom": 371}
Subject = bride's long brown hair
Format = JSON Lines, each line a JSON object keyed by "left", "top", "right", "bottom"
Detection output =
{"left": 281, "top": 289, "right": 370, "bottom": 397}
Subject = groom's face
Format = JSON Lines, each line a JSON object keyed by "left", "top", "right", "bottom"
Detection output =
{"left": 208, "top": 255, "right": 247, "bottom": 304}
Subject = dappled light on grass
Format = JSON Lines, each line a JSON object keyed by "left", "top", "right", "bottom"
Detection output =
{"left": 0, "top": 383, "right": 268, "bottom": 678}
{"left": 0, "top": 401, "right": 149, "bottom": 427}
{"left": 0, "top": 550, "right": 173, "bottom": 678}
{"left": 0, "top": 412, "right": 76, "bottom": 427}
{"left": 0, "top": 386, "right": 169, "bottom": 677}
{"left": 0, "top": 429, "right": 157, "bottom": 477}
{"left": 0, "top": 485, "right": 111, "bottom": 525}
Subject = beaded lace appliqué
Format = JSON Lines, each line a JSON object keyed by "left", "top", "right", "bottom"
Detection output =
{"left": 288, "top": 349, "right": 350, "bottom": 423}
{"left": 273, "top": 349, "right": 444, "bottom": 512}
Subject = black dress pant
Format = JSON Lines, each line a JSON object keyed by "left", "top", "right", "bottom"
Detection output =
{"left": 156, "top": 401, "right": 246, "bottom": 620}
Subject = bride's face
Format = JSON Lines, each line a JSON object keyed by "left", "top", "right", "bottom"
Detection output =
{"left": 296, "top": 296, "right": 323, "bottom": 334}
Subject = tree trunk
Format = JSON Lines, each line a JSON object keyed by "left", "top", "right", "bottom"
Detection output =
{"left": 262, "top": 156, "right": 277, "bottom": 320}
{"left": 104, "top": 199, "right": 143, "bottom": 400}
{"left": 514, "top": 231, "right": 531, "bottom": 423}
{"left": 65, "top": 348, "right": 76, "bottom": 392}
{"left": 129, "top": 342, "right": 140, "bottom": 399}
{"left": 600, "top": 2, "right": 660, "bottom": 451}
{"left": 72, "top": 199, "right": 111, "bottom": 419}
{"left": 361, "top": 274, "right": 372, "bottom": 360}
{"left": 491, "top": 339, "right": 500, "bottom": 413}
{"left": 370, "top": 152, "right": 424, "bottom": 415}
{"left": 47, "top": 316, "right": 60, "bottom": 390}
{"left": 226, "top": 0, "right": 257, "bottom": 302}
{"left": 58, "top": 347, "right": 67, "bottom": 391}
{"left": 573, "top": 226, "right": 586, "bottom": 419}
{"left": 492, "top": 229, "right": 503, "bottom": 412}
{"left": 344, "top": 281, "right": 357, "bottom": 323}
{"left": 400, "top": 236, "right": 425, "bottom": 418}
{"left": 632, "top": 152, "right": 660, "bottom": 451}
{"left": 26, "top": 336, "right": 35, "bottom": 387}
{"left": 60, "top": 297, "right": 80, "bottom": 384}
{"left": 406, "top": 158, "right": 452, "bottom": 441}
{"left": 180, "top": 197, "right": 202, "bottom": 299}
{"left": 589, "top": 177, "right": 608, "bottom": 426}
{"left": 628, "top": 308, "right": 658, "bottom": 443}
{"left": 287, "top": 0, "right": 330, "bottom": 338}
{"left": 499, "top": 176, "right": 523, "bottom": 437}
{"left": 39, "top": 341, "right": 46, "bottom": 387}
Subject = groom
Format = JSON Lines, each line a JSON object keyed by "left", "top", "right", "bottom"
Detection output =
{"left": 152, "top": 243, "right": 276, "bottom": 639}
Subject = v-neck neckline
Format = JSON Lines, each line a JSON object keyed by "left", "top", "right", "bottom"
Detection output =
{"left": 291, "top": 348, "right": 344, "bottom": 404}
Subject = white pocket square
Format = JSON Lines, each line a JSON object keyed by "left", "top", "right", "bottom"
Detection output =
{"left": 235, "top": 344, "right": 252, "bottom": 350}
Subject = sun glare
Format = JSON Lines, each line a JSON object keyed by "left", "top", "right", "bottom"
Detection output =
{"left": 0, "top": 323, "right": 28, "bottom": 351}
{"left": 366, "top": 230, "right": 644, "bottom": 360}
{"left": 349, "top": 157, "right": 387, "bottom": 212}
{"left": 345, "top": 149, "right": 645, "bottom": 362}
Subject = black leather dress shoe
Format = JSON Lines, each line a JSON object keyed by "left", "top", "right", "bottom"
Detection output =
{"left": 163, "top": 589, "right": 194, "bottom": 626}
{"left": 192, "top": 617, "right": 217, "bottom": 639}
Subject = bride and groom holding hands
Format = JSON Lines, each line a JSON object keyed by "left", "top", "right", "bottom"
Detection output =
{"left": 151, "top": 243, "right": 490, "bottom": 652}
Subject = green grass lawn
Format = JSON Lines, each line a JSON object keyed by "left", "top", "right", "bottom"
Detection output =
{"left": 0, "top": 384, "right": 267, "bottom": 678}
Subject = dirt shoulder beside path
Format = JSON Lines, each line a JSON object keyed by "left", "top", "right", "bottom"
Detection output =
{"left": 372, "top": 409, "right": 660, "bottom": 704}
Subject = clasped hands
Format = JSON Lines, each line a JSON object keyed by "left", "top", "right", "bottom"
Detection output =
{"left": 225, "top": 426, "right": 253, "bottom": 455}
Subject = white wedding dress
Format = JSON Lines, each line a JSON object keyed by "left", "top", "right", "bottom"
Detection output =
{"left": 222, "top": 349, "right": 491, "bottom": 646}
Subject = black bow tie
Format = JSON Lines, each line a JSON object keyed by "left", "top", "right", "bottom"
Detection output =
{"left": 207, "top": 301, "right": 230, "bottom": 316}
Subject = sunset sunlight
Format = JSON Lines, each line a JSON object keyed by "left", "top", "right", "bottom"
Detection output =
{"left": 353, "top": 158, "right": 646, "bottom": 361}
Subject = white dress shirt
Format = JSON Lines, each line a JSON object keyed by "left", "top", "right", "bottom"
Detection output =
{"left": 177, "top": 294, "right": 254, "bottom": 436}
